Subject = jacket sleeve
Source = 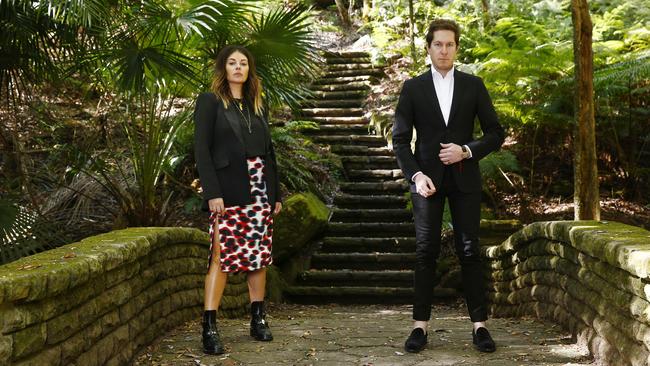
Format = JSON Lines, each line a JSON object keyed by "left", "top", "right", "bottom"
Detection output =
{"left": 465, "top": 77, "right": 505, "bottom": 161}
{"left": 193, "top": 92, "right": 222, "bottom": 201}
{"left": 392, "top": 79, "right": 421, "bottom": 181}
{"left": 269, "top": 140, "right": 282, "bottom": 204}
{"left": 264, "top": 106, "right": 282, "bottom": 204}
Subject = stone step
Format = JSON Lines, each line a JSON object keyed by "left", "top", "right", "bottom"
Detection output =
{"left": 320, "top": 237, "right": 416, "bottom": 253}
{"left": 325, "top": 57, "right": 371, "bottom": 64}
{"left": 330, "top": 145, "right": 394, "bottom": 156}
{"left": 340, "top": 156, "right": 398, "bottom": 170}
{"left": 302, "top": 124, "right": 369, "bottom": 136}
{"left": 285, "top": 286, "right": 460, "bottom": 304}
{"left": 330, "top": 208, "right": 412, "bottom": 223}
{"left": 312, "top": 135, "right": 386, "bottom": 147}
{"left": 343, "top": 161, "right": 399, "bottom": 170}
{"left": 309, "top": 82, "right": 370, "bottom": 91}
{"left": 311, "top": 252, "right": 415, "bottom": 270}
{"left": 326, "top": 63, "right": 378, "bottom": 71}
{"left": 339, "top": 181, "right": 408, "bottom": 194}
{"left": 323, "top": 69, "right": 385, "bottom": 78}
{"left": 297, "top": 270, "right": 412, "bottom": 287}
{"left": 312, "top": 75, "right": 375, "bottom": 85}
{"left": 340, "top": 155, "right": 396, "bottom": 164}
{"left": 299, "top": 107, "right": 364, "bottom": 117}
{"left": 300, "top": 99, "right": 365, "bottom": 108}
{"left": 310, "top": 90, "right": 368, "bottom": 100}
{"left": 301, "top": 116, "right": 370, "bottom": 124}
{"left": 327, "top": 222, "right": 415, "bottom": 237}
{"left": 324, "top": 51, "right": 371, "bottom": 58}
{"left": 347, "top": 169, "right": 404, "bottom": 180}
{"left": 333, "top": 194, "right": 408, "bottom": 209}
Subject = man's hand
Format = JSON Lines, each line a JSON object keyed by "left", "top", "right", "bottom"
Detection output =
{"left": 414, "top": 174, "right": 436, "bottom": 198}
{"left": 439, "top": 143, "right": 464, "bottom": 165}
{"left": 209, "top": 198, "right": 225, "bottom": 215}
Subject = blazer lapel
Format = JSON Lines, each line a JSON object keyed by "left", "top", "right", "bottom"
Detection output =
{"left": 447, "top": 70, "right": 464, "bottom": 127}
{"left": 418, "top": 70, "right": 446, "bottom": 128}
{"left": 223, "top": 104, "right": 245, "bottom": 145}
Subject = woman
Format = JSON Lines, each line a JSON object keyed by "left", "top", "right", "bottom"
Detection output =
{"left": 193, "top": 45, "right": 282, "bottom": 355}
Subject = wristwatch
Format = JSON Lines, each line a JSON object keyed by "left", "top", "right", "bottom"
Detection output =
{"left": 461, "top": 145, "right": 470, "bottom": 159}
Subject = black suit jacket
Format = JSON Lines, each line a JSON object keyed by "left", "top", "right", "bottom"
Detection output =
{"left": 392, "top": 69, "right": 505, "bottom": 193}
{"left": 193, "top": 92, "right": 281, "bottom": 210}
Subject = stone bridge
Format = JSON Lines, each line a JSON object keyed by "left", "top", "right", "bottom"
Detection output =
{"left": 1, "top": 220, "right": 649, "bottom": 365}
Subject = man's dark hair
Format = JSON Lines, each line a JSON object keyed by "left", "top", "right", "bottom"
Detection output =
{"left": 425, "top": 19, "right": 460, "bottom": 47}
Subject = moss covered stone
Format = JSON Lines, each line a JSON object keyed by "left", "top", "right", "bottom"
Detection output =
{"left": 0, "top": 226, "right": 249, "bottom": 365}
{"left": 273, "top": 192, "right": 330, "bottom": 263}
{"left": 483, "top": 220, "right": 650, "bottom": 366}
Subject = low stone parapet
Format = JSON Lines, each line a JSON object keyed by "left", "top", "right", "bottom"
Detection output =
{"left": 0, "top": 227, "right": 247, "bottom": 365}
{"left": 482, "top": 220, "right": 650, "bottom": 366}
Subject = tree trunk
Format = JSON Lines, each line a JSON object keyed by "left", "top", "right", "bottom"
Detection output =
{"left": 335, "top": 0, "right": 352, "bottom": 28}
{"left": 481, "top": 0, "right": 490, "bottom": 30}
{"left": 408, "top": 0, "right": 417, "bottom": 62}
{"left": 571, "top": 0, "right": 600, "bottom": 220}
{"left": 362, "top": 0, "right": 371, "bottom": 20}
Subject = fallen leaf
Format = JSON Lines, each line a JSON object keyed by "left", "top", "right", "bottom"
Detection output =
{"left": 17, "top": 263, "right": 41, "bottom": 270}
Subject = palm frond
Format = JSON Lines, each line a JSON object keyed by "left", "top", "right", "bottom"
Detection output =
{"left": 35, "top": 0, "right": 111, "bottom": 28}
{"left": 243, "top": 4, "right": 319, "bottom": 108}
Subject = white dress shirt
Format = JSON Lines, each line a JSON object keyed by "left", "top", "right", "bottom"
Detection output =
{"left": 432, "top": 66, "right": 454, "bottom": 125}
{"left": 410, "top": 66, "right": 472, "bottom": 182}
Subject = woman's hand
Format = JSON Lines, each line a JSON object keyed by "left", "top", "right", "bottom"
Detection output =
{"left": 273, "top": 202, "right": 282, "bottom": 215}
{"left": 209, "top": 198, "right": 225, "bottom": 215}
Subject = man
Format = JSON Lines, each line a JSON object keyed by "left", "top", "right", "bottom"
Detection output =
{"left": 392, "top": 18, "right": 505, "bottom": 353}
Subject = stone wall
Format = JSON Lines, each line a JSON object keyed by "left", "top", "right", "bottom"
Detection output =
{"left": 482, "top": 220, "right": 650, "bottom": 366}
{"left": 0, "top": 227, "right": 248, "bottom": 365}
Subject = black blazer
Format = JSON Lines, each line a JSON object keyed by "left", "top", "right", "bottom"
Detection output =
{"left": 392, "top": 69, "right": 505, "bottom": 193}
{"left": 193, "top": 92, "right": 281, "bottom": 210}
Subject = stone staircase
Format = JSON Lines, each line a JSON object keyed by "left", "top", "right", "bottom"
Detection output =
{"left": 285, "top": 51, "right": 519, "bottom": 304}
{"left": 285, "top": 51, "right": 417, "bottom": 303}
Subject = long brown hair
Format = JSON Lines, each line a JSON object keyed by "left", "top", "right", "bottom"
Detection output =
{"left": 210, "top": 45, "right": 264, "bottom": 116}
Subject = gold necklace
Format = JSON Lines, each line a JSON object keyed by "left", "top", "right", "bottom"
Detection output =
{"left": 235, "top": 99, "right": 252, "bottom": 134}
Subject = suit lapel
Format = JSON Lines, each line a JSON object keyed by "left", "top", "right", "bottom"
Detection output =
{"left": 447, "top": 70, "right": 464, "bottom": 127}
{"left": 223, "top": 103, "right": 245, "bottom": 145}
{"left": 418, "top": 71, "right": 446, "bottom": 128}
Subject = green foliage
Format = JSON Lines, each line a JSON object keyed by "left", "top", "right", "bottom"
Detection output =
{"left": 480, "top": 150, "right": 521, "bottom": 189}
{"left": 0, "top": 200, "right": 68, "bottom": 265}
{"left": 244, "top": 5, "right": 320, "bottom": 108}
{"left": 270, "top": 121, "right": 343, "bottom": 200}
{"left": 2, "top": 0, "right": 322, "bottom": 232}
{"left": 366, "top": 0, "right": 649, "bottom": 200}
{"left": 68, "top": 90, "right": 190, "bottom": 227}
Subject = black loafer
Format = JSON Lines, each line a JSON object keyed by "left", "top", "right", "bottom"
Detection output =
{"left": 472, "top": 327, "right": 496, "bottom": 353}
{"left": 404, "top": 327, "right": 427, "bottom": 353}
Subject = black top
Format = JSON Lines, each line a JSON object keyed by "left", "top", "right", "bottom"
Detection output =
{"left": 234, "top": 99, "right": 267, "bottom": 157}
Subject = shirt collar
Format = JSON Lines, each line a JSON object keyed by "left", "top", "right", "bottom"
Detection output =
{"left": 430, "top": 65, "right": 455, "bottom": 80}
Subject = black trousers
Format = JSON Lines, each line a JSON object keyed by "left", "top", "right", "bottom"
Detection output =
{"left": 411, "top": 167, "right": 488, "bottom": 322}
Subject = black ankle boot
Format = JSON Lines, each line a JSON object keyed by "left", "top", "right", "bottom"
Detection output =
{"left": 202, "top": 310, "right": 224, "bottom": 354}
{"left": 250, "top": 301, "right": 273, "bottom": 341}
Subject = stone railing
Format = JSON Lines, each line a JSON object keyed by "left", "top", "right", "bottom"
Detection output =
{"left": 482, "top": 220, "right": 650, "bottom": 366}
{"left": 0, "top": 227, "right": 248, "bottom": 365}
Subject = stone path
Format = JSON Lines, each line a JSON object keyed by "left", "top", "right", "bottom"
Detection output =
{"left": 133, "top": 302, "right": 594, "bottom": 365}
